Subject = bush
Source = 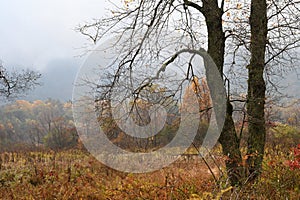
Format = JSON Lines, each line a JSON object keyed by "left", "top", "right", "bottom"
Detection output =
{"left": 44, "top": 127, "right": 78, "bottom": 150}
{"left": 287, "top": 144, "right": 300, "bottom": 170}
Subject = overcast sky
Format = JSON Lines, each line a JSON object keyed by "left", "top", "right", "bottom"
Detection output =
{"left": 0, "top": 0, "right": 111, "bottom": 70}
{"left": 0, "top": 0, "right": 115, "bottom": 100}
{"left": 0, "top": 1, "right": 299, "bottom": 101}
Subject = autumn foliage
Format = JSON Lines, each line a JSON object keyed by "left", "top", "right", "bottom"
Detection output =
{"left": 287, "top": 144, "right": 300, "bottom": 170}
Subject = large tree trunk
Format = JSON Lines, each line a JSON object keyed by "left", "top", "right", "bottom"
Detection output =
{"left": 201, "top": 0, "right": 243, "bottom": 186}
{"left": 246, "top": 0, "right": 268, "bottom": 181}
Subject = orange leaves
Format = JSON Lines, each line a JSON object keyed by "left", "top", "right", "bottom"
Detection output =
{"left": 183, "top": 76, "right": 212, "bottom": 113}
{"left": 16, "top": 100, "right": 33, "bottom": 110}
{"left": 0, "top": 123, "right": 5, "bottom": 131}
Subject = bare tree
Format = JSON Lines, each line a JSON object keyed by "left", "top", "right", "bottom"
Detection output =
{"left": 246, "top": 0, "right": 268, "bottom": 181}
{"left": 78, "top": 0, "right": 243, "bottom": 186}
{"left": 77, "top": 0, "right": 300, "bottom": 185}
{"left": 0, "top": 61, "right": 41, "bottom": 98}
{"left": 223, "top": 0, "right": 300, "bottom": 181}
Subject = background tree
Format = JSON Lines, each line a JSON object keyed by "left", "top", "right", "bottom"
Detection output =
{"left": 0, "top": 99, "right": 78, "bottom": 151}
{"left": 0, "top": 61, "right": 41, "bottom": 98}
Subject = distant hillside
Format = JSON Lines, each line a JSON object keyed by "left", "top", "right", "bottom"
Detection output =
{"left": 22, "top": 60, "right": 299, "bottom": 102}
{"left": 284, "top": 71, "right": 300, "bottom": 98}
{"left": 25, "top": 58, "right": 80, "bottom": 101}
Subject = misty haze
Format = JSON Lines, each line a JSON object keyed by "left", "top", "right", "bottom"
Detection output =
{"left": 0, "top": 0, "right": 299, "bottom": 199}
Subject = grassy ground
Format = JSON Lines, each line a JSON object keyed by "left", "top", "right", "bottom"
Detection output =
{"left": 0, "top": 147, "right": 299, "bottom": 199}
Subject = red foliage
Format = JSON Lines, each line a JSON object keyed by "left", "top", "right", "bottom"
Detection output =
{"left": 287, "top": 144, "right": 300, "bottom": 170}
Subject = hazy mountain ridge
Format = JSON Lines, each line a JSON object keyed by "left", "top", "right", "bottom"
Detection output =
{"left": 18, "top": 59, "right": 299, "bottom": 102}
{"left": 25, "top": 59, "right": 80, "bottom": 102}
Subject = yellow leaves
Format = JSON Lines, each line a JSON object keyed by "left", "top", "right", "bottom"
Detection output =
{"left": 201, "top": 192, "right": 214, "bottom": 199}
{"left": 188, "top": 193, "right": 202, "bottom": 200}
{"left": 216, "top": 186, "right": 233, "bottom": 199}
{"left": 33, "top": 100, "right": 43, "bottom": 106}
{"left": 124, "top": 0, "right": 134, "bottom": 7}
{"left": 225, "top": 3, "right": 242, "bottom": 18}
{"left": 63, "top": 102, "right": 72, "bottom": 109}
{"left": 188, "top": 187, "right": 233, "bottom": 200}
{"left": 124, "top": 0, "right": 134, "bottom": 3}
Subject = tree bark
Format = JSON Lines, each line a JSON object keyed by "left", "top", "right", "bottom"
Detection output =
{"left": 246, "top": 0, "right": 268, "bottom": 180}
{"left": 201, "top": 0, "right": 243, "bottom": 186}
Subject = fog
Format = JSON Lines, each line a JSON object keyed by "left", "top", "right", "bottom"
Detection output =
{"left": 0, "top": 1, "right": 298, "bottom": 101}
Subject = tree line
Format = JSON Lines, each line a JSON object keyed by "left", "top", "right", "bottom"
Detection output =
{"left": 0, "top": 99, "right": 78, "bottom": 151}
